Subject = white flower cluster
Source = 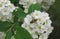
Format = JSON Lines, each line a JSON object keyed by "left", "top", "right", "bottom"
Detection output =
{"left": 19, "top": 0, "right": 37, "bottom": 13}
{"left": 0, "top": 0, "right": 17, "bottom": 21}
{"left": 22, "top": 10, "right": 53, "bottom": 39}
{"left": 19, "top": 0, "right": 55, "bottom": 13}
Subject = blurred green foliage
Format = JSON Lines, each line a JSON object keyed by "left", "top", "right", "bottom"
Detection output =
{"left": 47, "top": 0, "right": 60, "bottom": 39}
{"left": 15, "top": 26, "right": 33, "bottom": 39}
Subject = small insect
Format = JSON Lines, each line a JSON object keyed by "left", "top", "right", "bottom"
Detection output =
{"left": 30, "top": 17, "right": 37, "bottom": 23}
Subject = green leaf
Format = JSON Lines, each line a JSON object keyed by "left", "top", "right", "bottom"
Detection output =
{"left": 0, "top": 21, "right": 12, "bottom": 32}
{"left": 5, "top": 31, "right": 13, "bottom": 39}
{"left": 15, "top": 26, "right": 33, "bottom": 39}
{"left": 28, "top": 3, "right": 41, "bottom": 13}
{"left": 13, "top": 8, "right": 27, "bottom": 22}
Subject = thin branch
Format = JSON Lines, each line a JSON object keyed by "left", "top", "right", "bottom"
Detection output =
{"left": 6, "top": 24, "right": 14, "bottom": 32}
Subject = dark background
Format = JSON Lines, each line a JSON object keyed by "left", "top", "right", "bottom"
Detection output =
{"left": 47, "top": 0, "right": 60, "bottom": 39}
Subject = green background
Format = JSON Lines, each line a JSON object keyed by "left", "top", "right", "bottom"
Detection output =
{"left": 47, "top": 0, "right": 60, "bottom": 39}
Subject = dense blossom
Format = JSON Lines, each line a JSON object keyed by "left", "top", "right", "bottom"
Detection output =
{"left": 22, "top": 10, "right": 53, "bottom": 39}
{"left": 0, "top": 0, "right": 17, "bottom": 21}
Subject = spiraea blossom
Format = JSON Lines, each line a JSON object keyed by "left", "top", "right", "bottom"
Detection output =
{"left": 22, "top": 10, "right": 53, "bottom": 39}
{"left": 0, "top": 0, "right": 17, "bottom": 21}
{"left": 19, "top": 0, "right": 37, "bottom": 13}
{"left": 19, "top": 0, "right": 55, "bottom": 13}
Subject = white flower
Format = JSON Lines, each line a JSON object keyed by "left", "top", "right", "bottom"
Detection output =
{"left": 39, "top": 33, "right": 48, "bottom": 39}
{"left": 0, "top": 0, "right": 17, "bottom": 21}
{"left": 1, "top": 7, "right": 11, "bottom": 15}
{"left": 11, "top": 36, "right": 15, "bottom": 39}
{"left": 22, "top": 10, "right": 53, "bottom": 39}
{"left": 24, "top": 15, "right": 32, "bottom": 24}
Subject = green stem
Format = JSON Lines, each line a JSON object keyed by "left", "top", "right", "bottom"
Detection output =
{"left": 6, "top": 24, "right": 14, "bottom": 33}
